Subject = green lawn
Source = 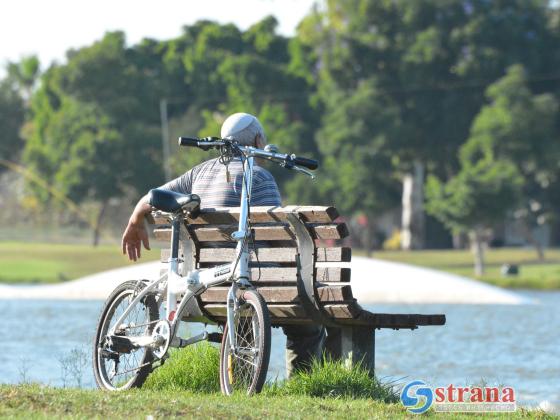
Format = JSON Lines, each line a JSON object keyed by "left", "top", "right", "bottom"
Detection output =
{"left": 370, "top": 248, "right": 560, "bottom": 289}
{"left": 0, "top": 385, "right": 553, "bottom": 420}
{"left": 0, "top": 242, "right": 159, "bottom": 284}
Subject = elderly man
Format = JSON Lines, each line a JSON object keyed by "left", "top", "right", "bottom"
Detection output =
{"left": 121, "top": 112, "right": 325, "bottom": 377}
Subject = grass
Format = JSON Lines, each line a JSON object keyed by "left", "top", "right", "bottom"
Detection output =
{"left": 266, "top": 357, "right": 398, "bottom": 402}
{"left": 143, "top": 343, "right": 220, "bottom": 392}
{"left": 0, "top": 241, "right": 160, "bottom": 284}
{"left": 3, "top": 384, "right": 556, "bottom": 420}
{"left": 1, "top": 344, "right": 555, "bottom": 418}
{"left": 143, "top": 343, "right": 397, "bottom": 402}
{"left": 369, "top": 248, "right": 560, "bottom": 289}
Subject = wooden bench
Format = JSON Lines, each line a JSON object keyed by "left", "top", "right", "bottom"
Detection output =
{"left": 151, "top": 205, "right": 446, "bottom": 373}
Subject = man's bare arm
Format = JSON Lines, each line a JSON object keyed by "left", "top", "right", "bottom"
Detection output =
{"left": 122, "top": 195, "right": 152, "bottom": 261}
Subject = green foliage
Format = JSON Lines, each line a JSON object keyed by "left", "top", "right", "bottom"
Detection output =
{"left": 143, "top": 343, "right": 220, "bottom": 392}
{"left": 6, "top": 55, "right": 40, "bottom": 100}
{"left": 3, "top": 3, "right": 560, "bottom": 249}
{"left": 315, "top": 78, "right": 401, "bottom": 216}
{"left": 425, "top": 159, "right": 522, "bottom": 233}
{"left": 0, "top": 80, "right": 25, "bottom": 163}
{"left": 460, "top": 65, "right": 560, "bottom": 231}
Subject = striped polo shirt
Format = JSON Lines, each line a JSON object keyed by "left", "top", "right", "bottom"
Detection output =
{"left": 160, "top": 158, "right": 282, "bottom": 208}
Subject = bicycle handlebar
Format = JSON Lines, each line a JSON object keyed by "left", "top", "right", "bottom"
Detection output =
{"left": 177, "top": 136, "right": 319, "bottom": 170}
{"left": 291, "top": 156, "right": 318, "bottom": 170}
{"left": 178, "top": 137, "right": 200, "bottom": 147}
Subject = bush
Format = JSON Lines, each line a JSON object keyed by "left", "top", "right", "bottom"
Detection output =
{"left": 143, "top": 342, "right": 220, "bottom": 392}
{"left": 266, "top": 357, "right": 398, "bottom": 402}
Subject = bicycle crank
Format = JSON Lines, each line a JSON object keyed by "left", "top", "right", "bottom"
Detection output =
{"left": 151, "top": 320, "right": 172, "bottom": 359}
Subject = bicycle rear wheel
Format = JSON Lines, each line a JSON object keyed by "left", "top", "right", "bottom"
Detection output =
{"left": 219, "top": 289, "right": 271, "bottom": 395}
{"left": 93, "top": 280, "right": 159, "bottom": 390}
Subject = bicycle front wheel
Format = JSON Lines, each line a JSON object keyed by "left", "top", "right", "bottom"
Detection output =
{"left": 219, "top": 289, "right": 271, "bottom": 395}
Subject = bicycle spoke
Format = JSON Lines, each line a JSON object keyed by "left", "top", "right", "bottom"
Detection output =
{"left": 95, "top": 283, "right": 158, "bottom": 390}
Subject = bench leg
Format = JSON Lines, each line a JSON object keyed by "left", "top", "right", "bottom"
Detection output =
{"left": 325, "top": 326, "right": 375, "bottom": 374}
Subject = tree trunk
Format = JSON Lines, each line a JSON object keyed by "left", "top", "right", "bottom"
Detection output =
{"left": 521, "top": 222, "right": 545, "bottom": 261}
{"left": 401, "top": 160, "right": 425, "bottom": 250}
{"left": 92, "top": 201, "right": 108, "bottom": 247}
{"left": 469, "top": 229, "right": 485, "bottom": 277}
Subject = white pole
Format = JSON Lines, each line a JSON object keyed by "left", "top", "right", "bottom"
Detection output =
{"left": 160, "top": 98, "right": 172, "bottom": 181}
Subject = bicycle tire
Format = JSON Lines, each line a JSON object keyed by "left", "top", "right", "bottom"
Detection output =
{"left": 219, "top": 288, "right": 271, "bottom": 395}
{"left": 93, "top": 280, "right": 159, "bottom": 390}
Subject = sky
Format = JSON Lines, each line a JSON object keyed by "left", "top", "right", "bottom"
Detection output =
{"left": 0, "top": 0, "right": 319, "bottom": 72}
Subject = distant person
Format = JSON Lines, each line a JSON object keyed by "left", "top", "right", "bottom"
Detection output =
{"left": 121, "top": 112, "right": 325, "bottom": 376}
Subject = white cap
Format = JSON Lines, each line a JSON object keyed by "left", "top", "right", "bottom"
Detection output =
{"left": 221, "top": 112, "right": 265, "bottom": 146}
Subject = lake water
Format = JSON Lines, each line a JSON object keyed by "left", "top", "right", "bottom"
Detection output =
{"left": 1, "top": 291, "right": 558, "bottom": 410}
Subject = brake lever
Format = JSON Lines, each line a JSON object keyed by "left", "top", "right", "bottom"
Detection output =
{"left": 291, "top": 165, "right": 315, "bottom": 179}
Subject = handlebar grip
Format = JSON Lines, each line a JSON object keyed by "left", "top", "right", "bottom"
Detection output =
{"left": 178, "top": 137, "right": 200, "bottom": 147}
{"left": 293, "top": 156, "right": 319, "bottom": 170}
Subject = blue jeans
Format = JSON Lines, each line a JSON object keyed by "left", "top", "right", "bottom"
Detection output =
{"left": 282, "top": 324, "right": 326, "bottom": 378}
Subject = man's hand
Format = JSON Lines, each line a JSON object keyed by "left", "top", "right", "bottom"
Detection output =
{"left": 122, "top": 220, "right": 150, "bottom": 261}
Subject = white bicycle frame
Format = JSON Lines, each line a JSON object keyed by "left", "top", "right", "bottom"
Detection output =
{"left": 109, "top": 153, "right": 256, "bottom": 352}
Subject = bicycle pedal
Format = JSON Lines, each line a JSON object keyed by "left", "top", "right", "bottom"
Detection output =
{"left": 207, "top": 332, "right": 223, "bottom": 343}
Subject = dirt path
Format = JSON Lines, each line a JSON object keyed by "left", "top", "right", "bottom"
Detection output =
{"left": 0, "top": 257, "right": 531, "bottom": 304}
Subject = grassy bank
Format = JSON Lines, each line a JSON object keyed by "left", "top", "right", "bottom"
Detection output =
{"left": 2, "top": 385, "right": 554, "bottom": 419}
{"left": 371, "top": 248, "right": 560, "bottom": 289}
{"left": 1, "top": 345, "right": 555, "bottom": 419}
{"left": 0, "top": 241, "right": 159, "bottom": 284}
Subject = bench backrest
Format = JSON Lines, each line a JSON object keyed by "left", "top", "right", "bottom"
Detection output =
{"left": 152, "top": 206, "right": 357, "bottom": 326}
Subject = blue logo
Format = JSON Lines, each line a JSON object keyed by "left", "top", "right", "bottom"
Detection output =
{"left": 400, "top": 380, "right": 434, "bottom": 414}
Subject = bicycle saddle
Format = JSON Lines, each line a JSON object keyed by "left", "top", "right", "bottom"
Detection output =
{"left": 148, "top": 188, "right": 201, "bottom": 215}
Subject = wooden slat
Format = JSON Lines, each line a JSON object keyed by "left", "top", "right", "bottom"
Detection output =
{"left": 161, "top": 246, "right": 352, "bottom": 263}
{"left": 187, "top": 303, "right": 446, "bottom": 329}
{"left": 193, "top": 224, "right": 296, "bottom": 241}
{"left": 158, "top": 265, "right": 350, "bottom": 283}
{"left": 152, "top": 205, "right": 340, "bottom": 225}
{"left": 316, "top": 247, "right": 351, "bottom": 262}
{"left": 316, "top": 267, "right": 351, "bottom": 282}
{"left": 201, "top": 248, "right": 295, "bottom": 264}
{"left": 199, "top": 285, "right": 353, "bottom": 304}
{"left": 154, "top": 223, "right": 348, "bottom": 242}
{"left": 311, "top": 224, "right": 349, "bottom": 240}
{"left": 344, "top": 310, "right": 447, "bottom": 329}
{"left": 202, "top": 303, "right": 357, "bottom": 320}
{"left": 316, "top": 284, "right": 354, "bottom": 302}
{"left": 323, "top": 301, "right": 362, "bottom": 319}
{"left": 202, "top": 303, "right": 303, "bottom": 319}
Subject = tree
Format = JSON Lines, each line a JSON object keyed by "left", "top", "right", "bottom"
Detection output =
{"left": 23, "top": 32, "right": 165, "bottom": 244}
{"left": 459, "top": 65, "right": 560, "bottom": 259}
{"left": 6, "top": 55, "right": 40, "bottom": 103}
{"left": 316, "top": 78, "right": 402, "bottom": 254}
{"left": 426, "top": 63, "right": 560, "bottom": 273}
{"left": 306, "top": 0, "right": 557, "bottom": 249}
{"left": 0, "top": 79, "right": 25, "bottom": 166}
{"left": 426, "top": 159, "right": 522, "bottom": 276}
{"left": 186, "top": 18, "right": 320, "bottom": 204}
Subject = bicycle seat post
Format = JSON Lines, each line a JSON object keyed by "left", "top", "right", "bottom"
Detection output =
{"left": 166, "top": 213, "right": 182, "bottom": 319}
